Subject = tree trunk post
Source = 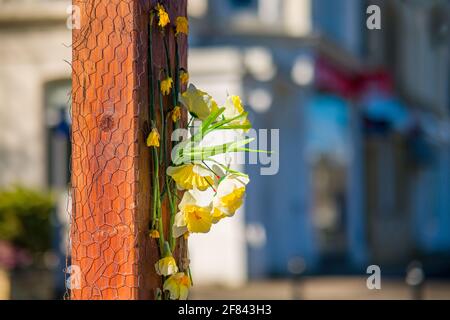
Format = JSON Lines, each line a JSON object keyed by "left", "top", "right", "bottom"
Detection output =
{"left": 71, "top": 0, "right": 187, "bottom": 300}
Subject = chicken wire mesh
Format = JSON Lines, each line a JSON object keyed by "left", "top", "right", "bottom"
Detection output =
{"left": 68, "top": 0, "right": 188, "bottom": 300}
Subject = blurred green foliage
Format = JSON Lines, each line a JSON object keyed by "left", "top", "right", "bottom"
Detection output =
{"left": 0, "top": 186, "right": 54, "bottom": 254}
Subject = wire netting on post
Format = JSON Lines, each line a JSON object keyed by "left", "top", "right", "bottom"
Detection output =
{"left": 70, "top": 0, "right": 187, "bottom": 300}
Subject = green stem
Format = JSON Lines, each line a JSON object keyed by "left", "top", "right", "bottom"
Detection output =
{"left": 166, "top": 177, "right": 176, "bottom": 251}
{"left": 153, "top": 147, "right": 164, "bottom": 254}
{"left": 163, "top": 35, "right": 172, "bottom": 78}
{"left": 149, "top": 14, "right": 158, "bottom": 233}
{"left": 202, "top": 160, "right": 220, "bottom": 178}
{"left": 173, "top": 39, "right": 180, "bottom": 110}
{"left": 148, "top": 14, "right": 155, "bottom": 121}
{"left": 167, "top": 37, "right": 183, "bottom": 251}
{"left": 206, "top": 112, "right": 248, "bottom": 134}
{"left": 158, "top": 81, "right": 166, "bottom": 165}
{"left": 151, "top": 170, "right": 158, "bottom": 229}
{"left": 187, "top": 266, "right": 194, "bottom": 286}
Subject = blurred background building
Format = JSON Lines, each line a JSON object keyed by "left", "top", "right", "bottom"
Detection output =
{"left": 0, "top": 0, "right": 449, "bottom": 299}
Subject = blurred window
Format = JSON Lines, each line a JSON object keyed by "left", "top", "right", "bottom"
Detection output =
{"left": 305, "top": 95, "right": 351, "bottom": 262}
{"left": 229, "top": 0, "right": 257, "bottom": 10}
{"left": 44, "top": 80, "right": 71, "bottom": 189}
{"left": 44, "top": 79, "right": 72, "bottom": 298}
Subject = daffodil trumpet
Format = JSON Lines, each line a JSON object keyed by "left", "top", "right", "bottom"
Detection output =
{"left": 155, "top": 242, "right": 179, "bottom": 277}
{"left": 155, "top": 256, "right": 178, "bottom": 277}
{"left": 175, "top": 16, "right": 189, "bottom": 36}
{"left": 213, "top": 174, "right": 249, "bottom": 221}
{"left": 166, "top": 163, "right": 216, "bottom": 191}
{"left": 163, "top": 272, "right": 190, "bottom": 300}
{"left": 180, "top": 69, "right": 189, "bottom": 86}
{"left": 179, "top": 84, "right": 219, "bottom": 121}
{"left": 172, "top": 191, "right": 214, "bottom": 238}
{"left": 155, "top": 3, "right": 170, "bottom": 28}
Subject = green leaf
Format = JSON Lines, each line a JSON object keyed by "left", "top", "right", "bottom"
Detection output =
{"left": 190, "top": 107, "right": 225, "bottom": 143}
{"left": 206, "top": 112, "right": 248, "bottom": 133}
{"left": 216, "top": 124, "right": 252, "bottom": 130}
{"left": 175, "top": 138, "right": 255, "bottom": 164}
{"left": 200, "top": 107, "right": 225, "bottom": 133}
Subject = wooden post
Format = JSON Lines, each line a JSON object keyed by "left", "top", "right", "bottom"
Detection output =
{"left": 71, "top": 0, "right": 187, "bottom": 300}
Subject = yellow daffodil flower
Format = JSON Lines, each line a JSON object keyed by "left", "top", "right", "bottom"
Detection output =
{"left": 149, "top": 229, "right": 160, "bottom": 239}
{"left": 166, "top": 163, "right": 215, "bottom": 191}
{"left": 212, "top": 174, "right": 249, "bottom": 222}
{"left": 224, "top": 95, "right": 244, "bottom": 116}
{"left": 156, "top": 4, "right": 170, "bottom": 28}
{"left": 155, "top": 256, "right": 178, "bottom": 276}
{"left": 163, "top": 272, "right": 190, "bottom": 300}
{"left": 211, "top": 207, "right": 227, "bottom": 224}
{"left": 175, "top": 16, "right": 189, "bottom": 35}
{"left": 171, "top": 106, "right": 182, "bottom": 122}
{"left": 161, "top": 77, "right": 173, "bottom": 96}
{"left": 180, "top": 70, "right": 189, "bottom": 86}
{"left": 223, "top": 95, "right": 251, "bottom": 130}
{"left": 172, "top": 191, "right": 213, "bottom": 238}
{"left": 179, "top": 84, "right": 218, "bottom": 120}
{"left": 146, "top": 128, "right": 160, "bottom": 147}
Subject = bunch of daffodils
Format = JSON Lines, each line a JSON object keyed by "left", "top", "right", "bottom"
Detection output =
{"left": 160, "top": 85, "right": 260, "bottom": 300}
{"left": 148, "top": 3, "right": 264, "bottom": 300}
